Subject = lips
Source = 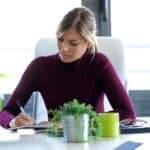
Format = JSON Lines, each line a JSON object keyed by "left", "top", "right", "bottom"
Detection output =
{"left": 60, "top": 52, "right": 71, "bottom": 58}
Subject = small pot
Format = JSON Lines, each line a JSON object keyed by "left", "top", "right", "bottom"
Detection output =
{"left": 62, "top": 114, "right": 89, "bottom": 142}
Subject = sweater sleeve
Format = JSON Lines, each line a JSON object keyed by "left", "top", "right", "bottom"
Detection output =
{"left": 96, "top": 54, "right": 136, "bottom": 120}
{"left": 0, "top": 58, "right": 40, "bottom": 128}
{"left": 0, "top": 110, "right": 15, "bottom": 128}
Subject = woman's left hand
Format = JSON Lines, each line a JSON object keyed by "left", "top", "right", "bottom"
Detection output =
{"left": 120, "top": 118, "right": 136, "bottom": 125}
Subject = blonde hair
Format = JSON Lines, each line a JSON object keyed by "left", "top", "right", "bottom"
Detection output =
{"left": 56, "top": 7, "right": 98, "bottom": 53}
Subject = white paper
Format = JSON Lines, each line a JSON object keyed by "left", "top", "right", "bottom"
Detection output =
{"left": 0, "top": 125, "right": 20, "bottom": 142}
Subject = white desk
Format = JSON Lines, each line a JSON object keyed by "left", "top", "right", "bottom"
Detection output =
{"left": 1, "top": 117, "right": 150, "bottom": 150}
{"left": 0, "top": 133, "right": 149, "bottom": 150}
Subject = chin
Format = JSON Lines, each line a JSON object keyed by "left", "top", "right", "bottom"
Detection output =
{"left": 61, "top": 59, "right": 74, "bottom": 63}
{"left": 59, "top": 54, "right": 75, "bottom": 63}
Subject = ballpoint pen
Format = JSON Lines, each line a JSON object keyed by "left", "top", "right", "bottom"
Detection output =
{"left": 16, "top": 99, "right": 26, "bottom": 114}
{"left": 16, "top": 100, "right": 36, "bottom": 126}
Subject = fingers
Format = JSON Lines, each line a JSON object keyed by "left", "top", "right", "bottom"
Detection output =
{"left": 14, "top": 113, "right": 35, "bottom": 127}
{"left": 120, "top": 119, "right": 136, "bottom": 125}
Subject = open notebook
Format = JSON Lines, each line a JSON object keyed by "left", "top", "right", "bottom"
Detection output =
{"left": 120, "top": 118, "right": 150, "bottom": 134}
{"left": 9, "top": 122, "right": 50, "bottom": 132}
{"left": 9, "top": 118, "right": 150, "bottom": 134}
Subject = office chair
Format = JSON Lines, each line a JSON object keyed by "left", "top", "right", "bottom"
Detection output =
{"left": 96, "top": 36, "right": 127, "bottom": 111}
{"left": 96, "top": 36, "right": 127, "bottom": 87}
{"left": 34, "top": 36, "right": 127, "bottom": 122}
{"left": 33, "top": 38, "right": 58, "bottom": 123}
{"left": 35, "top": 38, "right": 58, "bottom": 57}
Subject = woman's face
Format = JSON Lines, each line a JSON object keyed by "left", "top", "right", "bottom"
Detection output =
{"left": 57, "top": 28, "right": 90, "bottom": 63}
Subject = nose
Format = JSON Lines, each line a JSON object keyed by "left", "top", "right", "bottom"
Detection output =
{"left": 60, "top": 42, "right": 68, "bottom": 52}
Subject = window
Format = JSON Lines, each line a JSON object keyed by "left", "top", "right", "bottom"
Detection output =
{"left": 0, "top": 0, "right": 81, "bottom": 93}
{"left": 111, "top": 0, "right": 150, "bottom": 90}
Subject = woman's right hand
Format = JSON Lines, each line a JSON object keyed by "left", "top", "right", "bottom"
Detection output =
{"left": 11, "top": 113, "right": 35, "bottom": 127}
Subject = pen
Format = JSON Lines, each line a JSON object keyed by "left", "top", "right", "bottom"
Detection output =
{"left": 16, "top": 100, "right": 26, "bottom": 114}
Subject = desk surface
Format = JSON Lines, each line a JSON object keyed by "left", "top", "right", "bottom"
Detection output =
{"left": 0, "top": 133, "right": 149, "bottom": 150}
{"left": 1, "top": 117, "right": 150, "bottom": 150}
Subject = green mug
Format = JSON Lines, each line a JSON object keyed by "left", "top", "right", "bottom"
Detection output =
{"left": 96, "top": 112, "right": 120, "bottom": 137}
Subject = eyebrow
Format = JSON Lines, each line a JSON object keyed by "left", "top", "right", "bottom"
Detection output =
{"left": 57, "top": 35, "right": 85, "bottom": 43}
{"left": 69, "top": 38, "right": 86, "bottom": 44}
{"left": 69, "top": 40, "right": 80, "bottom": 43}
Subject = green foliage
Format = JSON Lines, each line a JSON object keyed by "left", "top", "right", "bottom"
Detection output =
{"left": 0, "top": 73, "right": 7, "bottom": 77}
{"left": 49, "top": 98, "right": 96, "bottom": 121}
{"left": 47, "top": 98, "right": 99, "bottom": 137}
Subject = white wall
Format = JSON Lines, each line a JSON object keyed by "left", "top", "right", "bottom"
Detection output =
{"left": 0, "top": 0, "right": 81, "bottom": 93}
{"left": 111, "top": 0, "right": 150, "bottom": 90}
{"left": 0, "top": 0, "right": 81, "bottom": 49}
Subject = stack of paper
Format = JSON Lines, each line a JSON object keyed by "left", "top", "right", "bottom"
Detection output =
{"left": 0, "top": 125, "right": 20, "bottom": 142}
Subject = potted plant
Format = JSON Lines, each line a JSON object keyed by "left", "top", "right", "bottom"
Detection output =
{"left": 48, "top": 99, "right": 96, "bottom": 142}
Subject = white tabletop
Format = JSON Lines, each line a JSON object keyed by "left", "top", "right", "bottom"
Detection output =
{"left": 0, "top": 117, "right": 150, "bottom": 150}
{"left": 0, "top": 133, "right": 149, "bottom": 150}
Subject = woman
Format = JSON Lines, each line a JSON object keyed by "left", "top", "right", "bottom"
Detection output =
{"left": 0, "top": 7, "right": 136, "bottom": 128}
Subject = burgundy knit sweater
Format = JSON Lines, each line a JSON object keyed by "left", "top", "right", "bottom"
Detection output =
{"left": 0, "top": 51, "right": 136, "bottom": 128}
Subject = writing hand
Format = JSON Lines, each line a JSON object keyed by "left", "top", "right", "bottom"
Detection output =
{"left": 14, "top": 113, "right": 35, "bottom": 127}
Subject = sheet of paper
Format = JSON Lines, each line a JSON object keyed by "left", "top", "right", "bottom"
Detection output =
{"left": 0, "top": 125, "right": 20, "bottom": 142}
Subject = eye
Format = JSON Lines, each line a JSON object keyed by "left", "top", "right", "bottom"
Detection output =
{"left": 70, "top": 42, "right": 78, "bottom": 46}
{"left": 57, "top": 37, "right": 64, "bottom": 42}
{"left": 69, "top": 41, "right": 80, "bottom": 47}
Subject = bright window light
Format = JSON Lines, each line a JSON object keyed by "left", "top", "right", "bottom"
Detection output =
{"left": 0, "top": 0, "right": 81, "bottom": 93}
{"left": 111, "top": 0, "right": 150, "bottom": 89}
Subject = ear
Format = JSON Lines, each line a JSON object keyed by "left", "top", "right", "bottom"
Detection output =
{"left": 86, "top": 42, "right": 92, "bottom": 49}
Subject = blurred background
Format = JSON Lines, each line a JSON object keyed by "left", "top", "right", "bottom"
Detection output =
{"left": 0, "top": 0, "right": 150, "bottom": 116}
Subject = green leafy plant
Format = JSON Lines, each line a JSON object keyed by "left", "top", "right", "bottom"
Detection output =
{"left": 47, "top": 98, "right": 98, "bottom": 137}
{"left": 0, "top": 73, "right": 7, "bottom": 77}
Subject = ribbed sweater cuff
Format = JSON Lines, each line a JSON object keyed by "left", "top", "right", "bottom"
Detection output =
{"left": 0, "top": 110, "right": 15, "bottom": 128}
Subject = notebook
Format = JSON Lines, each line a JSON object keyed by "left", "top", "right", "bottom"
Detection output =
{"left": 120, "top": 119, "right": 150, "bottom": 134}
